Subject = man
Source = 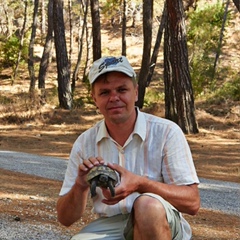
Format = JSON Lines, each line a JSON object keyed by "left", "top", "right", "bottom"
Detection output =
{"left": 57, "top": 56, "right": 200, "bottom": 240}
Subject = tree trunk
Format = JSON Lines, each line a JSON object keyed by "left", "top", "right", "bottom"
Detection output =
{"left": 90, "top": 0, "right": 101, "bottom": 60}
{"left": 164, "top": 0, "right": 198, "bottom": 134}
{"left": 72, "top": 0, "right": 89, "bottom": 93}
{"left": 38, "top": 0, "right": 54, "bottom": 104}
{"left": 13, "top": 0, "right": 28, "bottom": 82}
{"left": 136, "top": 0, "right": 153, "bottom": 108}
{"left": 3, "top": 3, "right": 12, "bottom": 37}
{"left": 29, "top": 0, "right": 39, "bottom": 94}
{"left": 68, "top": 0, "right": 73, "bottom": 73}
{"left": 146, "top": 3, "right": 167, "bottom": 86}
{"left": 232, "top": 0, "right": 240, "bottom": 11}
{"left": 83, "top": 10, "right": 92, "bottom": 82}
{"left": 212, "top": 0, "right": 230, "bottom": 80}
{"left": 164, "top": 8, "right": 178, "bottom": 124}
{"left": 122, "top": 0, "right": 127, "bottom": 56}
{"left": 41, "top": 0, "right": 46, "bottom": 41}
{"left": 53, "top": 0, "right": 72, "bottom": 109}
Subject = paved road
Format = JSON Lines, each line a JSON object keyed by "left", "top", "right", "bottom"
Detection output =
{"left": 0, "top": 150, "right": 239, "bottom": 217}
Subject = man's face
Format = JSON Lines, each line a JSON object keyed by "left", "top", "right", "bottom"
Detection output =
{"left": 91, "top": 72, "right": 138, "bottom": 124}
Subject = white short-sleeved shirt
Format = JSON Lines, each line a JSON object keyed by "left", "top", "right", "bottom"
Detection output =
{"left": 59, "top": 109, "right": 199, "bottom": 238}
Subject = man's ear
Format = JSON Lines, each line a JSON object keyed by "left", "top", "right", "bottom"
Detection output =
{"left": 91, "top": 91, "right": 97, "bottom": 105}
{"left": 135, "top": 84, "right": 139, "bottom": 102}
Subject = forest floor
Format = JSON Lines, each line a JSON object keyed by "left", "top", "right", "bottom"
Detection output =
{"left": 0, "top": 2, "right": 240, "bottom": 239}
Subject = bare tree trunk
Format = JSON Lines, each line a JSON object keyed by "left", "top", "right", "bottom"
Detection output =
{"left": 90, "top": 0, "right": 101, "bottom": 60}
{"left": 41, "top": 0, "right": 46, "bottom": 41}
{"left": 13, "top": 0, "right": 28, "bottom": 82}
{"left": 29, "top": 0, "right": 39, "bottom": 94}
{"left": 83, "top": 12, "right": 92, "bottom": 83}
{"left": 2, "top": 3, "right": 12, "bottom": 37}
{"left": 53, "top": 0, "right": 72, "bottom": 109}
{"left": 212, "top": 0, "right": 230, "bottom": 80}
{"left": 72, "top": 0, "right": 89, "bottom": 93}
{"left": 68, "top": 0, "right": 73, "bottom": 74}
{"left": 136, "top": 0, "right": 153, "bottom": 108}
{"left": 164, "top": 7, "right": 178, "bottom": 124}
{"left": 232, "top": 0, "right": 240, "bottom": 11}
{"left": 183, "top": 0, "right": 199, "bottom": 11}
{"left": 164, "top": 0, "right": 198, "bottom": 134}
{"left": 38, "top": 0, "right": 54, "bottom": 104}
{"left": 146, "top": 3, "right": 167, "bottom": 86}
{"left": 122, "top": 0, "right": 127, "bottom": 56}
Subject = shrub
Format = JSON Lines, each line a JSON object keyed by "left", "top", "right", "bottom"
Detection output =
{"left": 214, "top": 74, "right": 240, "bottom": 101}
{"left": 1, "top": 35, "right": 28, "bottom": 68}
{"left": 187, "top": 1, "right": 229, "bottom": 96}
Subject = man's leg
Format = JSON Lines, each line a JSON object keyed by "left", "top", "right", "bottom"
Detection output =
{"left": 124, "top": 193, "right": 184, "bottom": 240}
{"left": 133, "top": 195, "right": 171, "bottom": 240}
{"left": 71, "top": 214, "right": 129, "bottom": 240}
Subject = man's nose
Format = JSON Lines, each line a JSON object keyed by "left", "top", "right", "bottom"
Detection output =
{"left": 109, "top": 91, "right": 120, "bottom": 101}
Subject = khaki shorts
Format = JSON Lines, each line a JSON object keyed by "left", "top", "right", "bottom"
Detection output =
{"left": 71, "top": 193, "right": 184, "bottom": 240}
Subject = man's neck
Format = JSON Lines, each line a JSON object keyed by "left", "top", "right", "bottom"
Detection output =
{"left": 105, "top": 110, "right": 137, "bottom": 146}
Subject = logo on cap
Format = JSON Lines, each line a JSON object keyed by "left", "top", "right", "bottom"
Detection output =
{"left": 98, "top": 57, "right": 123, "bottom": 73}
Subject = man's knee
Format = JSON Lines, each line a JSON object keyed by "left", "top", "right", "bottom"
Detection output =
{"left": 133, "top": 195, "right": 167, "bottom": 222}
{"left": 132, "top": 195, "right": 171, "bottom": 239}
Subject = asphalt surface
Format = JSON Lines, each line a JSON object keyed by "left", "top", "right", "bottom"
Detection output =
{"left": 0, "top": 150, "right": 239, "bottom": 217}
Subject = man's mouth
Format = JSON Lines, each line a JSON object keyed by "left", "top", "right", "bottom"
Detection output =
{"left": 107, "top": 106, "right": 123, "bottom": 111}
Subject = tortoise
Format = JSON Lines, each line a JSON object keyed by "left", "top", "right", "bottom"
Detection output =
{"left": 86, "top": 165, "right": 118, "bottom": 198}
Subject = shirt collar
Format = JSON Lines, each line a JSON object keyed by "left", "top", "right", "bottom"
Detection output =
{"left": 96, "top": 119, "right": 110, "bottom": 143}
{"left": 132, "top": 108, "right": 146, "bottom": 141}
{"left": 96, "top": 107, "right": 146, "bottom": 143}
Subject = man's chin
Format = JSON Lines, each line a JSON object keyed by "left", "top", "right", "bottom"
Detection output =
{"left": 107, "top": 108, "right": 124, "bottom": 116}
{"left": 109, "top": 114, "right": 127, "bottom": 124}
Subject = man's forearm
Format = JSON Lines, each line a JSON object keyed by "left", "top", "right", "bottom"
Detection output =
{"left": 137, "top": 177, "right": 200, "bottom": 215}
{"left": 57, "top": 182, "right": 89, "bottom": 226}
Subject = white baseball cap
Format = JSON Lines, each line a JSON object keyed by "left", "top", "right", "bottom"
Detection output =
{"left": 88, "top": 56, "right": 136, "bottom": 84}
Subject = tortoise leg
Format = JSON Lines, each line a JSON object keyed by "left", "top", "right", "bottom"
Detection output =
{"left": 90, "top": 180, "right": 97, "bottom": 197}
{"left": 107, "top": 180, "right": 115, "bottom": 197}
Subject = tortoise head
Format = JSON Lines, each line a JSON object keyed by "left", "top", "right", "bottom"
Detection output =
{"left": 86, "top": 165, "right": 118, "bottom": 198}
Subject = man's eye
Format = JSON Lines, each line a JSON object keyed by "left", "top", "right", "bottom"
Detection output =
{"left": 99, "top": 91, "right": 108, "bottom": 96}
{"left": 118, "top": 88, "right": 127, "bottom": 92}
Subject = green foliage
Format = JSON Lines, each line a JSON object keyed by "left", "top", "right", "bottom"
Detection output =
{"left": 101, "top": 0, "right": 121, "bottom": 17}
{"left": 213, "top": 73, "right": 240, "bottom": 101}
{"left": 187, "top": 1, "right": 229, "bottom": 96}
{"left": 102, "top": 0, "right": 121, "bottom": 10}
{"left": 144, "top": 88, "right": 164, "bottom": 107}
{"left": 73, "top": 95, "right": 94, "bottom": 108}
{"left": 1, "top": 35, "right": 28, "bottom": 68}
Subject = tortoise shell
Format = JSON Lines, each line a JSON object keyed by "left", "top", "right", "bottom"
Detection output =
{"left": 86, "top": 165, "right": 118, "bottom": 197}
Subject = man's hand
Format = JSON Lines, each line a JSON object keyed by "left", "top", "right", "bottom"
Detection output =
{"left": 101, "top": 163, "right": 141, "bottom": 205}
{"left": 76, "top": 157, "right": 105, "bottom": 188}
{"left": 57, "top": 156, "right": 105, "bottom": 227}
